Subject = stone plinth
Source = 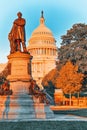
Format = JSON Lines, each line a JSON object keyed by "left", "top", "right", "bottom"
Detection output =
{"left": 0, "top": 94, "right": 36, "bottom": 120}
{"left": 7, "top": 52, "right": 32, "bottom": 95}
{"left": 33, "top": 96, "right": 54, "bottom": 119}
{"left": 0, "top": 52, "right": 36, "bottom": 120}
{"left": 0, "top": 94, "right": 54, "bottom": 120}
{"left": 0, "top": 51, "right": 54, "bottom": 120}
{"left": 7, "top": 51, "right": 32, "bottom": 82}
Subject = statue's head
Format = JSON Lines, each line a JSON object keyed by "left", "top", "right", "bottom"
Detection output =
{"left": 17, "top": 12, "right": 22, "bottom": 18}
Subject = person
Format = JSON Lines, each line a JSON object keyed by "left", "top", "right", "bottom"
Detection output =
{"left": 8, "top": 12, "right": 27, "bottom": 53}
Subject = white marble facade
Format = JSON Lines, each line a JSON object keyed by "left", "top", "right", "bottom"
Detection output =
{"left": 27, "top": 12, "right": 57, "bottom": 88}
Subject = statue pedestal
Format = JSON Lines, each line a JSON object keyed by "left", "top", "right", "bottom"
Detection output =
{"left": 33, "top": 96, "right": 54, "bottom": 119}
{"left": 0, "top": 52, "right": 36, "bottom": 120}
{"left": 7, "top": 51, "right": 32, "bottom": 95}
{"left": 0, "top": 51, "right": 54, "bottom": 120}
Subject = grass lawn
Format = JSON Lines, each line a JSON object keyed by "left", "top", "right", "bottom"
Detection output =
{"left": 1, "top": 109, "right": 87, "bottom": 130}
{"left": 0, "top": 121, "right": 87, "bottom": 130}
{"left": 53, "top": 108, "right": 87, "bottom": 117}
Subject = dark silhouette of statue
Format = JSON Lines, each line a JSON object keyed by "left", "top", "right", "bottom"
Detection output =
{"left": 8, "top": 12, "right": 27, "bottom": 53}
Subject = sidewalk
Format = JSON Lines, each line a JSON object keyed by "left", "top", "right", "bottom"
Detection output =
{"left": 50, "top": 105, "right": 87, "bottom": 110}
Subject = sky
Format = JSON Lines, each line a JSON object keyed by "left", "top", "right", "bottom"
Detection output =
{"left": 0, "top": 0, "right": 87, "bottom": 63}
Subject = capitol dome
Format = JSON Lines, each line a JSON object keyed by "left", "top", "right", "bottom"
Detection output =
{"left": 28, "top": 11, "right": 56, "bottom": 48}
{"left": 31, "top": 20, "right": 53, "bottom": 37}
{"left": 27, "top": 11, "right": 57, "bottom": 88}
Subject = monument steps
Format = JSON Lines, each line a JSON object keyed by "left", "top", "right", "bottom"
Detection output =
{"left": 33, "top": 97, "right": 54, "bottom": 119}
{"left": 0, "top": 94, "right": 54, "bottom": 120}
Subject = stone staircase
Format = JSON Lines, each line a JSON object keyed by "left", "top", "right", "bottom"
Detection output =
{"left": 0, "top": 94, "right": 54, "bottom": 121}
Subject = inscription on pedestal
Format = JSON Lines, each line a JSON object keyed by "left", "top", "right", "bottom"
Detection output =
{"left": 12, "top": 61, "right": 27, "bottom": 75}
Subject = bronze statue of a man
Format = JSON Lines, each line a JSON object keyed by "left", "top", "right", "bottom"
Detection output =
{"left": 8, "top": 12, "right": 27, "bottom": 53}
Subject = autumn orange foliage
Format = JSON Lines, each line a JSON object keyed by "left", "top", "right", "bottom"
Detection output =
{"left": 55, "top": 61, "right": 84, "bottom": 94}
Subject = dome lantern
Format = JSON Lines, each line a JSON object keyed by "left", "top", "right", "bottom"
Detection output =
{"left": 40, "top": 11, "right": 45, "bottom": 25}
{"left": 41, "top": 10, "right": 44, "bottom": 18}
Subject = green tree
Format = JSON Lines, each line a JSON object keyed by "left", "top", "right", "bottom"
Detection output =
{"left": 58, "top": 23, "right": 87, "bottom": 89}
{"left": 61, "top": 23, "right": 87, "bottom": 45}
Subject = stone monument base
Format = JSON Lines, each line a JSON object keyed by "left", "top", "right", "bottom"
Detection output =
{"left": 0, "top": 94, "right": 35, "bottom": 120}
{"left": 0, "top": 51, "right": 54, "bottom": 120}
{"left": 7, "top": 51, "right": 32, "bottom": 82}
{"left": 0, "top": 94, "right": 54, "bottom": 120}
{"left": 33, "top": 96, "right": 54, "bottom": 119}
{"left": 9, "top": 81, "right": 30, "bottom": 95}
{"left": 7, "top": 51, "right": 32, "bottom": 95}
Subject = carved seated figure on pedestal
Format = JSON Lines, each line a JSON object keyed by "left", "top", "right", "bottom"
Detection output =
{"left": 0, "top": 79, "right": 12, "bottom": 95}
{"left": 29, "top": 80, "right": 50, "bottom": 104}
{"left": 8, "top": 12, "right": 27, "bottom": 54}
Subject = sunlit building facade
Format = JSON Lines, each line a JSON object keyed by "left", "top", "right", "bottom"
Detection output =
{"left": 0, "top": 63, "right": 7, "bottom": 73}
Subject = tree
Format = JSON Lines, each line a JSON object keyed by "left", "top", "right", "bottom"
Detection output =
{"left": 42, "top": 68, "right": 58, "bottom": 86}
{"left": 42, "top": 68, "right": 59, "bottom": 98}
{"left": 58, "top": 23, "right": 87, "bottom": 89}
{"left": 42, "top": 23, "right": 87, "bottom": 95}
{"left": 55, "top": 61, "right": 84, "bottom": 105}
{"left": 61, "top": 23, "right": 87, "bottom": 45}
